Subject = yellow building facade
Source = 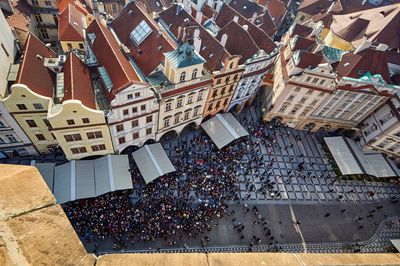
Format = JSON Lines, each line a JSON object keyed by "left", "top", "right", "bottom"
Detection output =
{"left": 47, "top": 100, "right": 114, "bottom": 160}
{"left": 3, "top": 84, "right": 58, "bottom": 153}
{"left": 323, "top": 30, "right": 354, "bottom": 51}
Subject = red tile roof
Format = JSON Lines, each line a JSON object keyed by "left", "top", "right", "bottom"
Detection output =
{"left": 16, "top": 34, "right": 56, "bottom": 98}
{"left": 216, "top": 21, "right": 260, "bottom": 64}
{"left": 56, "top": 0, "right": 90, "bottom": 15}
{"left": 229, "top": 0, "right": 265, "bottom": 19}
{"left": 254, "top": 11, "right": 276, "bottom": 37}
{"left": 331, "top": 3, "right": 400, "bottom": 49}
{"left": 3, "top": 0, "right": 31, "bottom": 32}
{"left": 216, "top": 4, "right": 276, "bottom": 53}
{"left": 136, "top": 0, "right": 172, "bottom": 13}
{"left": 111, "top": 1, "right": 176, "bottom": 76}
{"left": 58, "top": 4, "right": 85, "bottom": 42}
{"left": 288, "top": 23, "right": 313, "bottom": 38}
{"left": 294, "top": 50, "right": 324, "bottom": 69}
{"left": 266, "top": 0, "right": 287, "bottom": 25}
{"left": 62, "top": 53, "right": 96, "bottom": 109}
{"left": 333, "top": 48, "right": 392, "bottom": 83}
{"left": 159, "top": 5, "right": 231, "bottom": 71}
{"left": 86, "top": 19, "right": 143, "bottom": 101}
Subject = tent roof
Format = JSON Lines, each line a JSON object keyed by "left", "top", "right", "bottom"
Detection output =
{"left": 132, "top": 143, "right": 176, "bottom": 184}
{"left": 324, "top": 136, "right": 399, "bottom": 177}
{"left": 53, "top": 155, "right": 133, "bottom": 204}
{"left": 201, "top": 113, "right": 249, "bottom": 149}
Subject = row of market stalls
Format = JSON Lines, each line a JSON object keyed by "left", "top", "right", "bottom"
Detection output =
{"left": 33, "top": 113, "right": 249, "bottom": 204}
{"left": 324, "top": 136, "right": 400, "bottom": 178}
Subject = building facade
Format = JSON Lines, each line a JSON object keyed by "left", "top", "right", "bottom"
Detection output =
{"left": 27, "top": 0, "right": 59, "bottom": 43}
{"left": 359, "top": 96, "right": 400, "bottom": 158}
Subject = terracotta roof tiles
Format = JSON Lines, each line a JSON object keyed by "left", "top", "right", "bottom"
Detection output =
{"left": 16, "top": 34, "right": 56, "bottom": 98}
{"left": 3, "top": 0, "right": 31, "bottom": 32}
{"left": 87, "top": 19, "right": 142, "bottom": 101}
{"left": 58, "top": 4, "right": 86, "bottom": 42}
{"left": 111, "top": 1, "right": 176, "bottom": 76}
{"left": 159, "top": 5, "right": 231, "bottom": 71}
{"left": 62, "top": 53, "right": 96, "bottom": 109}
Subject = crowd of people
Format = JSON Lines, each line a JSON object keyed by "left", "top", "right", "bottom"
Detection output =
{"left": 63, "top": 116, "right": 337, "bottom": 252}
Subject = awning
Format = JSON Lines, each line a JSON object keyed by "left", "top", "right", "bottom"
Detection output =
{"left": 52, "top": 154, "right": 133, "bottom": 204}
{"left": 324, "top": 136, "right": 399, "bottom": 177}
{"left": 31, "top": 161, "right": 55, "bottom": 191}
{"left": 201, "top": 113, "right": 249, "bottom": 149}
{"left": 132, "top": 143, "right": 175, "bottom": 184}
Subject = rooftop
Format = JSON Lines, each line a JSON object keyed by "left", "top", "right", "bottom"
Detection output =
{"left": 3, "top": 0, "right": 32, "bottom": 32}
{"left": 165, "top": 42, "right": 206, "bottom": 69}
{"left": 58, "top": 3, "right": 86, "bottom": 42}
{"left": 16, "top": 34, "right": 57, "bottom": 98}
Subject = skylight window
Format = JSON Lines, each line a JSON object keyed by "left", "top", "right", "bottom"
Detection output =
{"left": 130, "top": 20, "right": 152, "bottom": 45}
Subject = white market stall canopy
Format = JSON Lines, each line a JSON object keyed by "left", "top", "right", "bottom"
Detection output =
{"left": 33, "top": 155, "right": 133, "bottom": 204}
{"left": 132, "top": 143, "right": 176, "bottom": 184}
{"left": 201, "top": 113, "right": 249, "bottom": 149}
{"left": 324, "top": 136, "right": 400, "bottom": 178}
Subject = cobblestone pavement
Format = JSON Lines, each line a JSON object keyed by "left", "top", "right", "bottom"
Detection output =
{"left": 160, "top": 104, "right": 400, "bottom": 204}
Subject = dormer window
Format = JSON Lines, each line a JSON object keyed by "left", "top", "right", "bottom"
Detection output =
{"left": 180, "top": 71, "right": 186, "bottom": 82}
{"left": 130, "top": 21, "right": 152, "bottom": 45}
{"left": 192, "top": 69, "right": 198, "bottom": 79}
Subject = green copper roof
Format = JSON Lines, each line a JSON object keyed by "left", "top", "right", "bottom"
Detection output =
{"left": 322, "top": 46, "right": 345, "bottom": 63}
{"left": 164, "top": 42, "right": 206, "bottom": 69}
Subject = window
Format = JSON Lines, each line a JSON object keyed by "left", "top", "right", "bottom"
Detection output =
{"left": 67, "top": 43, "right": 72, "bottom": 50}
{"left": 0, "top": 121, "right": 4, "bottom": 128}
{"left": 319, "top": 91, "right": 325, "bottom": 97}
{"left": 223, "top": 98, "right": 229, "bottom": 105}
{"left": 44, "top": 0, "right": 51, "bottom": 6}
{"left": 123, "top": 109, "right": 129, "bottom": 116}
{"left": 79, "top": 43, "right": 84, "bottom": 49}
{"left": 216, "top": 101, "right": 221, "bottom": 109}
{"left": 192, "top": 69, "right": 198, "bottom": 79}
{"left": 33, "top": 103, "right": 43, "bottom": 110}
{"left": 187, "top": 95, "right": 193, "bottom": 104}
{"left": 40, "top": 28, "right": 49, "bottom": 39}
{"left": 164, "top": 118, "right": 170, "bottom": 127}
{"left": 177, "top": 98, "right": 183, "bottom": 108}
{"left": 132, "top": 132, "right": 139, "bottom": 139}
{"left": 312, "top": 78, "right": 318, "bottom": 84}
{"left": 197, "top": 92, "right": 203, "bottom": 101}
{"left": 311, "top": 100, "right": 318, "bottom": 105}
{"left": 234, "top": 74, "right": 238, "bottom": 80}
{"left": 307, "top": 89, "right": 313, "bottom": 95}
{"left": 212, "top": 90, "right": 218, "bottom": 98}
{"left": 184, "top": 110, "right": 190, "bottom": 120}
{"left": 135, "top": 92, "right": 140, "bottom": 98}
{"left": 0, "top": 137, "right": 4, "bottom": 143}
{"left": 294, "top": 87, "right": 301, "bottom": 92}
{"left": 71, "top": 147, "right": 87, "bottom": 154}
{"left": 305, "top": 77, "right": 311, "bottom": 82}
{"left": 216, "top": 79, "right": 221, "bottom": 84}
{"left": 180, "top": 71, "right": 186, "bottom": 82}
{"left": 132, "top": 107, "right": 138, "bottom": 113}
{"left": 288, "top": 95, "right": 294, "bottom": 101}
{"left": 17, "top": 104, "right": 27, "bottom": 110}
{"left": 64, "top": 134, "right": 82, "bottom": 142}
{"left": 91, "top": 144, "right": 106, "bottom": 152}
{"left": 116, "top": 124, "right": 124, "bottom": 132}
{"left": 86, "top": 131, "right": 103, "bottom": 139}
{"left": 279, "top": 104, "right": 288, "bottom": 113}
{"left": 194, "top": 107, "right": 200, "bottom": 116}
{"left": 82, "top": 118, "right": 90, "bottom": 124}
{"left": 67, "top": 119, "right": 75, "bottom": 125}
{"left": 127, "top": 94, "right": 133, "bottom": 100}
{"left": 165, "top": 101, "right": 172, "bottom": 112}
{"left": 34, "top": 14, "right": 42, "bottom": 23}
{"left": 31, "top": 0, "right": 38, "bottom": 5}
{"left": 141, "top": 104, "right": 146, "bottom": 111}
{"left": 6, "top": 134, "right": 17, "bottom": 143}
{"left": 290, "top": 106, "right": 300, "bottom": 114}
{"left": 146, "top": 128, "right": 152, "bottom": 135}
{"left": 229, "top": 85, "right": 234, "bottom": 93}
{"left": 300, "top": 15, "right": 305, "bottom": 21}
{"left": 132, "top": 120, "right": 139, "bottom": 128}
{"left": 35, "top": 134, "right": 45, "bottom": 141}
{"left": 319, "top": 79, "right": 325, "bottom": 86}
{"left": 174, "top": 114, "right": 180, "bottom": 124}
{"left": 26, "top": 120, "right": 37, "bottom": 128}
{"left": 221, "top": 87, "right": 226, "bottom": 95}
{"left": 208, "top": 103, "right": 213, "bottom": 111}
{"left": 146, "top": 116, "right": 152, "bottom": 123}
{"left": 130, "top": 20, "right": 152, "bottom": 45}
{"left": 118, "top": 137, "right": 125, "bottom": 144}
{"left": 300, "top": 97, "right": 307, "bottom": 103}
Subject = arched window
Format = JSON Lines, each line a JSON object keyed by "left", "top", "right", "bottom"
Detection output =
{"left": 192, "top": 69, "right": 198, "bottom": 79}
{"left": 180, "top": 71, "right": 186, "bottom": 82}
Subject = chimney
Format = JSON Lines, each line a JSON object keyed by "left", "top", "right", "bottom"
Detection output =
{"left": 195, "top": 10, "right": 203, "bottom": 24}
{"left": 250, "top": 12, "right": 257, "bottom": 23}
{"left": 233, "top": 15, "right": 239, "bottom": 23}
{"left": 177, "top": 26, "right": 182, "bottom": 41}
{"left": 193, "top": 28, "right": 202, "bottom": 53}
{"left": 220, "top": 33, "right": 228, "bottom": 47}
{"left": 243, "top": 24, "right": 248, "bottom": 31}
